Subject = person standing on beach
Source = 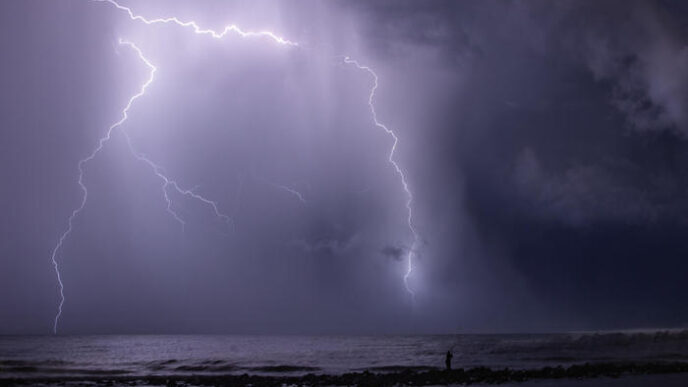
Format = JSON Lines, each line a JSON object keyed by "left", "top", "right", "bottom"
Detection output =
{"left": 445, "top": 350, "right": 453, "bottom": 370}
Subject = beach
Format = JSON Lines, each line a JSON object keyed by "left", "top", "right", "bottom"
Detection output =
{"left": 3, "top": 332, "right": 688, "bottom": 386}
{"left": 4, "top": 364, "right": 688, "bottom": 386}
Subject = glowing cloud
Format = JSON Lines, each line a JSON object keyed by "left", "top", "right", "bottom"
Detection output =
{"left": 50, "top": 39, "right": 231, "bottom": 333}
{"left": 50, "top": 0, "right": 420, "bottom": 333}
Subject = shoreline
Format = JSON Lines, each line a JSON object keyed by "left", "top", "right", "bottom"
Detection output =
{"left": 4, "top": 361, "right": 688, "bottom": 386}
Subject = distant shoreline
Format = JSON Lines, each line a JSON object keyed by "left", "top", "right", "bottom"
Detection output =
{"left": 4, "top": 361, "right": 688, "bottom": 386}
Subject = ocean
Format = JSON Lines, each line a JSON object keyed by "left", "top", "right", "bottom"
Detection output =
{"left": 2, "top": 331, "right": 688, "bottom": 384}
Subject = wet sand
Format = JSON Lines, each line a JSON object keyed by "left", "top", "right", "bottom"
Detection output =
{"left": 494, "top": 373, "right": 688, "bottom": 387}
{"left": 3, "top": 361, "right": 688, "bottom": 386}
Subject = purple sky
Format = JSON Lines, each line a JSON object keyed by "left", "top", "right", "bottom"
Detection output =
{"left": 2, "top": 0, "right": 688, "bottom": 334}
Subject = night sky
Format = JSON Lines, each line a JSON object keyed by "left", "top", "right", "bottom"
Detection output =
{"left": 1, "top": 0, "right": 688, "bottom": 335}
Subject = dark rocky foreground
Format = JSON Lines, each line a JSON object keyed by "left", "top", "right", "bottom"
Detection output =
{"left": 3, "top": 361, "right": 688, "bottom": 386}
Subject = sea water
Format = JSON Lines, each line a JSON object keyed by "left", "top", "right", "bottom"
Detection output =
{"left": 2, "top": 331, "right": 688, "bottom": 378}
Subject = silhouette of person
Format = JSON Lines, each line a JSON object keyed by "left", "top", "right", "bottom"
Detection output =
{"left": 445, "top": 350, "right": 453, "bottom": 370}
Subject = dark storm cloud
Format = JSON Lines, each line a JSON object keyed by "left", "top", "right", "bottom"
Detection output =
{"left": 380, "top": 245, "right": 404, "bottom": 261}
{"left": 3, "top": 0, "right": 688, "bottom": 334}
{"left": 512, "top": 145, "right": 688, "bottom": 225}
{"left": 357, "top": 0, "right": 688, "bottom": 224}
{"left": 564, "top": 2, "right": 688, "bottom": 135}
{"left": 344, "top": 0, "right": 688, "bottom": 330}
{"left": 344, "top": 1, "right": 481, "bottom": 62}
{"left": 503, "top": 1, "right": 688, "bottom": 225}
{"left": 290, "top": 235, "right": 360, "bottom": 257}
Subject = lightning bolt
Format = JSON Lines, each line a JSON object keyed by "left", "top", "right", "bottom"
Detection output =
{"left": 274, "top": 183, "right": 307, "bottom": 204}
{"left": 96, "top": 0, "right": 298, "bottom": 47}
{"left": 50, "top": 39, "right": 231, "bottom": 334}
{"left": 50, "top": 0, "right": 420, "bottom": 332}
{"left": 50, "top": 39, "right": 157, "bottom": 334}
{"left": 122, "top": 133, "right": 233, "bottom": 231}
{"left": 96, "top": 0, "right": 419, "bottom": 304}
{"left": 343, "top": 58, "right": 419, "bottom": 303}
{"left": 254, "top": 175, "right": 308, "bottom": 204}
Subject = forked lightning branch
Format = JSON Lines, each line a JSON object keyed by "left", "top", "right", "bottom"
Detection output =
{"left": 50, "top": 0, "right": 419, "bottom": 333}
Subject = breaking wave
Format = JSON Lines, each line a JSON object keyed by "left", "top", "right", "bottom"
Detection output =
{"left": 3, "top": 332, "right": 688, "bottom": 380}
